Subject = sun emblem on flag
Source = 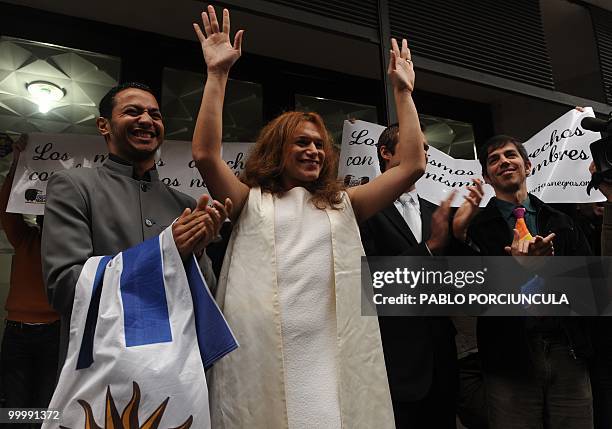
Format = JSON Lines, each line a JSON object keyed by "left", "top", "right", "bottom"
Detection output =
{"left": 60, "top": 382, "right": 193, "bottom": 429}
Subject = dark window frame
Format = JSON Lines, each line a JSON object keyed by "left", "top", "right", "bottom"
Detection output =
{"left": 2, "top": 2, "right": 493, "bottom": 148}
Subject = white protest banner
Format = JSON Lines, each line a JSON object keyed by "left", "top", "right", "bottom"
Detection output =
{"left": 338, "top": 120, "right": 491, "bottom": 206}
{"left": 339, "top": 109, "right": 605, "bottom": 206}
{"left": 7, "top": 133, "right": 254, "bottom": 215}
{"left": 7, "top": 133, "right": 106, "bottom": 215}
{"left": 523, "top": 107, "right": 605, "bottom": 203}
{"left": 416, "top": 147, "right": 495, "bottom": 206}
{"left": 338, "top": 120, "right": 384, "bottom": 187}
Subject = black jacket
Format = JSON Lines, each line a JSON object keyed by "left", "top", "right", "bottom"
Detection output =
{"left": 465, "top": 194, "right": 593, "bottom": 376}
{"left": 360, "top": 198, "right": 458, "bottom": 402}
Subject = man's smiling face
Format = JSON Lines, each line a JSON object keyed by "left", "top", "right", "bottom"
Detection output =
{"left": 484, "top": 142, "right": 531, "bottom": 193}
{"left": 102, "top": 88, "right": 164, "bottom": 162}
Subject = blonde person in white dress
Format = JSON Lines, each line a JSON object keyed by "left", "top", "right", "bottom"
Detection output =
{"left": 192, "top": 5, "right": 426, "bottom": 428}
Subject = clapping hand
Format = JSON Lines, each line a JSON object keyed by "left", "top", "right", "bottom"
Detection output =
{"left": 193, "top": 196, "right": 233, "bottom": 255}
{"left": 504, "top": 229, "right": 555, "bottom": 271}
{"left": 173, "top": 194, "right": 232, "bottom": 260}
{"left": 453, "top": 179, "right": 485, "bottom": 241}
{"left": 426, "top": 191, "right": 456, "bottom": 254}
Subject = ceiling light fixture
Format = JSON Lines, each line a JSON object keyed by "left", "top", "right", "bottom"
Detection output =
{"left": 26, "top": 81, "right": 65, "bottom": 114}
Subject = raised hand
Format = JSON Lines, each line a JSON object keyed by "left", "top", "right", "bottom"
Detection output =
{"left": 193, "top": 5, "right": 244, "bottom": 75}
{"left": 388, "top": 38, "right": 415, "bottom": 93}
{"left": 453, "top": 179, "right": 485, "bottom": 241}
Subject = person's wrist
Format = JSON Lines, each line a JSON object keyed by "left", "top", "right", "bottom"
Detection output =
{"left": 207, "top": 67, "right": 230, "bottom": 78}
{"left": 393, "top": 86, "right": 413, "bottom": 95}
{"left": 453, "top": 228, "right": 467, "bottom": 242}
{"left": 178, "top": 249, "right": 190, "bottom": 261}
{"left": 194, "top": 248, "right": 205, "bottom": 259}
{"left": 426, "top": 238, "right": 444, "bottom": 254}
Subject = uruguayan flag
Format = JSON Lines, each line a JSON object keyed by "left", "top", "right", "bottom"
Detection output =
{"left": 44, "top": 226, "right": 237, "bottom": 429}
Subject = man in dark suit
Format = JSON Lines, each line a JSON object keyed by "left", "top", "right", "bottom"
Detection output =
{"left": 455, "top": 135, "right": 593, "bottom": 429}
{"left": 360, "top": 124, "right": 483, "bottom": 428}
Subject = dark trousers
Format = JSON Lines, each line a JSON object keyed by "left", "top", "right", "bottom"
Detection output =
{"left": 457, "top": 353, "right": 489, "bottom": 429}
{"left": 392, "top": 384, "right": 457, "bottom": 429}
{"left": 592, "top": 357, "right": 612, "bottom": 429}
{"left": 1, "top": 321, "right": 60, "bottom": 429}
{"left": 484, "top": 334, "right": 592, "bottom": 429}
{"left": 591, "top": 319, "right": 612, "bottom": 429}
{"left": 391, "top": 360, "right": 458, "bottom": 429}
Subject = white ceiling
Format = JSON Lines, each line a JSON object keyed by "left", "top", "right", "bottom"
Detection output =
{"left": 0, "top": 37, "right": 120, "bottom": 135}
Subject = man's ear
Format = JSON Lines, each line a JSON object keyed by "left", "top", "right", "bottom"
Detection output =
{"left": 483, "top": 172, "right": 491, "bottom": 185}
{"left": 96, "top": 117, "right": 110, "bottom": 137}
{"left": 380, "top": 145, "right": 392, "bottom": 162}
{"left": 525, "top": 160, "right": 532, "bottom": 177}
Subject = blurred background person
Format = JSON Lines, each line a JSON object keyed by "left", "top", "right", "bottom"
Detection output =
{"left": 0, "top": 135, "right": 60, "bottom": 428}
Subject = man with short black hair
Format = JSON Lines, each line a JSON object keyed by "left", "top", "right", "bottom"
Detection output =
{"left": 42, "top": 82, "right": 229, "bottom": 367}
{"left": 456, "top": 134, "right": 593, "bottom": 429}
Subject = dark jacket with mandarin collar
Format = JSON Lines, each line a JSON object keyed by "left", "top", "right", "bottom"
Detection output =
{"left": 42, "top": 157, "right": 216, "bottom": 368}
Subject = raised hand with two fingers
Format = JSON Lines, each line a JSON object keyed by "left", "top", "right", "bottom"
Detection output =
{"left": 388, "top": 38, "right": 415, "bottom": 93}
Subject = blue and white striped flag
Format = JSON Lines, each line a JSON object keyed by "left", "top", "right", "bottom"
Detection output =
{"left": 44, "top": 226, "right": 237, "bottom": 429}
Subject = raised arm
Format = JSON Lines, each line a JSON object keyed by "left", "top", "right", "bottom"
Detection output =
{"left": 192, "top": 6, "right": 249, "bottom": 221}
{"left": 348, "top": 38, "right": 426, "bottom": 223}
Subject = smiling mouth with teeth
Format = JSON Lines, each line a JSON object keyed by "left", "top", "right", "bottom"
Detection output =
{"left": 132, "top": 130, "right": 156, "bottom": 138}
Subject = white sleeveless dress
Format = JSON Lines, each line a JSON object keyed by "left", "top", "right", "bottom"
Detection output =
{"left": 209, "top": 187, "right": 394, "bottom": 429}
{"left": 274, "top": 187, "right": 341, "bottom": 428}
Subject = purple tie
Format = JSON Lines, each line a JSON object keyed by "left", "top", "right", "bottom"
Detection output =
{"left": 512, "top": 206, "right": 533, "bottom": 240}
{"left": 512, "top": 207, "right": 526, "bottom": 219}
